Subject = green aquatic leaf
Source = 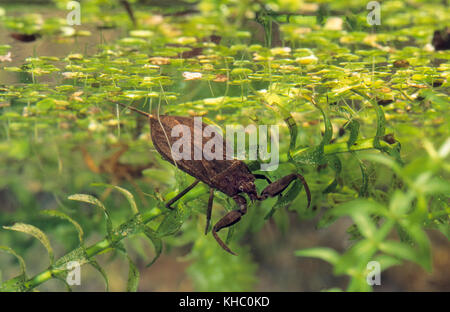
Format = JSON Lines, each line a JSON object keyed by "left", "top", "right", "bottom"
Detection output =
{"left": 89, "top": 259, "right": 110, "bottom": 292}
{"left": 0, "top": 246, "right": 26, "bottom": 280}
{"left": 322, "top": 155, "right": 342, "bottom": 194}
{"left": 265, "top": 178, "right": 304, "bottom": 220}
{"left": 68, "top": 194, "right": 113, "bottom": 235}
{"left": 92, "top": 183, "right": 139, "bottom": 215}
{"left": 157, "top": 203, "right": 190, "bottom": 237}
{"left": 0, "top": 0, "right": 447, "bottom": 293}
{"left": 356, "top": 157, "right": 369, "bottom": 197}
{"left": 295, "top": 247, "right": 340, "bottom": 265}
{"left": 378, "top": 240, "right": 421, "bottom": 266}
{"left": 3, "top": 223, "right": 54, "bottom": 265}
{"left": 143, "top": 226, "right": 163, "bottom": 267}
{"left": 345, "top": 119, "right": 360, "bottom": 148}
{"left": 126, "top": 256, "right": 140, "bottom": 292}
{"left": 40, "top": 210, "right": 84, "bottom": 245}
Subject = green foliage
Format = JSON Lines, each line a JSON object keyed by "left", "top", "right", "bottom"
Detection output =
{"left": 296, "top": 139, "right": 450, "bottom": 291}
{"left": 0, "top": 0, "right": 449, "bottom": 291}
{"left": 4, "top": 223, "right": 55, "bottom": 265}
{"left": 186, "top": 234, "right": 258, "bottom": 291}
{"left": 0, "top": 186, "right": 165, "bottom": 292}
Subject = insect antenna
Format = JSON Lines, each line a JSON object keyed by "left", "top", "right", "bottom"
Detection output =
{"left": 157, "top": 83, "right": 179, "bottom": 170}
{"left": 115, "top": 100, "right": 179, "bottom": 169}
{"left": 115, "top": 102, "right": 154, "bottom": 119}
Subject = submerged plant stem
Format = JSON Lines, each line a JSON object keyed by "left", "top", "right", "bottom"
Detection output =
{"left": 11, "top": 209, "right": 163, "bottom": 291}
{"left": 279, "top": 137, "right": 399, "bottom": 163}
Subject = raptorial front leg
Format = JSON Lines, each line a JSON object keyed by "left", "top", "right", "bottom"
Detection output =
{"left": 165, "top": 179, "right": 200, "bottom": 209}
{"left": 253, "top": 174, "right": 272, "bottom": 184}
{"left": 212, "top": 195, "right": 247, "bottom": 255}
{"left": 259, "top": 173, "right": 311, "bottom": 208}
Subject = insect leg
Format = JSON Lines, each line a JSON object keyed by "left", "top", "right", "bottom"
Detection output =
{"left": 205, "top": 188, "right": 214, "bottom": 235}
{"left": 212, "top": 195, "right": 247, "bottom": 255}
{"left": 253, "top": 174, "right": 272, "bottom": 184}
{"left": 260, "top": 173, "right": 311, "bottom": 208}
{"left": 165, "top": 179, "right": 200, "bottom": 209}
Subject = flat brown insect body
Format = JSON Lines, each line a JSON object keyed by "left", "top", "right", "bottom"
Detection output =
{"left": 118, "top": 103, "right": 311, "bottom": 255}
{"left": 149, "top": 115, "right": 256, "bottom": 199}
